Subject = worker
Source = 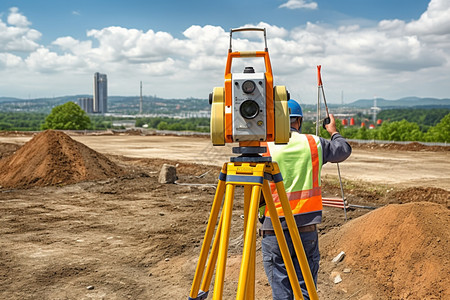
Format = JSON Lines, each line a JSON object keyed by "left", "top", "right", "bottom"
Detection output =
{"left": 260, "top": 99, "right": 352, "bottom": 300}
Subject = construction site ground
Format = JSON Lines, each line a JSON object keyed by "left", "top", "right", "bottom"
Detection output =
{"left": 0, "top": 131, "right": 448, "bottom": 300}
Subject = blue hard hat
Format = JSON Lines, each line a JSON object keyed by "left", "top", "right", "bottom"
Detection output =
{"left": 288, "top": 99, "right": 303, "bottom": 117}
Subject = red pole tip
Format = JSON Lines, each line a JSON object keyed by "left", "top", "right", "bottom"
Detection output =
{"left": 317, "top": 65, "right": 322, "bottom": 86}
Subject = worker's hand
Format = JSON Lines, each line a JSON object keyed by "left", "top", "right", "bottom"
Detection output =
{"left": 325, "top": 114, "right": 339, "bottom": 137}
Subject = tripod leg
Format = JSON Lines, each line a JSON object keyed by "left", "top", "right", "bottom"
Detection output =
{"left": 212, "top": 183, "right": 235, "bottom": 300}
{"left": 242, "top": 185, "right": 256, "bottom": 299}
{"left": 200, "top": 209, "right": 224, "bottom": 293}
{"left": 237, "top": 184, "right": 261, "bottom": 300}
{"left": 262, "top": 180, "right": 305, "bottom": 300}
{"left": 247, "top": 235, "right": 256, "bottom": 299}
{"left": 189, "top": 168, "right": 227, "bottom": 299}
{"left": 245, "top": 186, "right": 255, "bottom": 299}
{"left": 243, "top": 185, "right": 252, "bottom": 228}
{"left": 274, "top": 180, "right": 319, "bottom": 300}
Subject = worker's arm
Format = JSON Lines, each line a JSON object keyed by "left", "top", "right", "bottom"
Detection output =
{"left": 320, "top": 114, "right": 352, "bottom": 164}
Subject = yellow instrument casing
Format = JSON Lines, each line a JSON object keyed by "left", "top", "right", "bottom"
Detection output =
{"left": 274, "top": 86, "right": 291, "bottom": 144}
{"left": 210, "top": 87, "right": 225, "bottom": 146}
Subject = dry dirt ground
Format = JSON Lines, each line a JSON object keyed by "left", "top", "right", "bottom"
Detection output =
{"left": 0, "top": 131, "right": 448, "bottom": 300}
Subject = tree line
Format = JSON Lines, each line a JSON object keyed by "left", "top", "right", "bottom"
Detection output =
{"left": 0, "top": 103, "right": 211, "bottom": 132}
{"left": 301, "top": 113, "right": 449, "bottom": 143}
{"left": 0, "top": 103, "right": 448, "bottom": 143}
{"left": 0, "top": 112, "right": 47, "bottom": 131}
{"left": 378, "top": 108, "right": 450, "bottom": 129}
{"left": 135, "top": 117, "right": 209, "bottom": 132}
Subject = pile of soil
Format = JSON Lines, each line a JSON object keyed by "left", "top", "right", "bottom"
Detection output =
{"left": 0, "top": 131, "right": 35, "bottom": 136}
{"left": 392, "top": 187, "right": 450, "bottom": 208}
{"left": 0, "top": 130, "right": 124, "bottom": 188}
{"left": 320, "top": 202, "right": 449, "bottom": 299}
{"left": 0, "top": 142, "right": 20, "bottom": 159}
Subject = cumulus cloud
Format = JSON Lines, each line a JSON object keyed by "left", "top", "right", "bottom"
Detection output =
{"left": 86, "top": 27, "right": 191, "bottom": 63}
{"left": 52, "top": 36, "right": 92, "bottom": 53}
{"left": 279, "top": 0, "right": 318, "bottom": 10}
{"left": 7, "top": 7, "right": 31, "bottom": 27}
{"left": 25, "top": 47, "right": 86, "bottom": 73}
{"left": 0, "top": 52, "right": 23, "bottom": 68}
{"left": 233, "top": 22, "right": 289, "bottom": 42}
{"left": 0, "top": 1, "right": 449, "bottom": 100}
{"left": 406, "top": 0, "right": 450, "bottom": 35}
{"left": 188, "top": 56, "right": 224, "bottom": 71}
{"left": 0, "top": 7, "right": 40, "bottom": 52}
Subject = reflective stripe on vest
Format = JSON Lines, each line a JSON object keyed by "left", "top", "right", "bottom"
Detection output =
{"left": 263, "top": 133, "right": 323, "bottom": 217}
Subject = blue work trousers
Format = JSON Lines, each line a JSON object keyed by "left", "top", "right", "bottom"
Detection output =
{"left": 261, "top": 229, "right": 320, "bottom": 300}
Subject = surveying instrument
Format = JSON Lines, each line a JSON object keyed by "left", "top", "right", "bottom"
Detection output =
{"left": 188, "top": 28, "right": 319, "bottom": 300}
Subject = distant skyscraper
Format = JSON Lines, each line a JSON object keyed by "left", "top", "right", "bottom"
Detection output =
{"left": 93, "top": 72, "right": 107, "bottom": 113}
{"left": 77, "top": 97, "right": 93, "bottom": 113}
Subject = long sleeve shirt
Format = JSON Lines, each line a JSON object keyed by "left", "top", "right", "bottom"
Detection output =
{"left": 319, "top": 133, "right": 352, "bottom": 164}
{"left": 260, "top": 131, "right": 352, "bottom": 230}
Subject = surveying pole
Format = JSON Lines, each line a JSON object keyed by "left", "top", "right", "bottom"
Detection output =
{"left": 317, "top": 65, "right": 348, "bottom": 220}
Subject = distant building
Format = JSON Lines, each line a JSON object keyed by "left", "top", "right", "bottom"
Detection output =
{"left": 112, "top": 120, "right": 136, "bottom": 128}
{"left": 77, "top": 97, "right": 94, "bottom": 113}
{"left": 93, "top": 72, "right": 107, "bottom": 113}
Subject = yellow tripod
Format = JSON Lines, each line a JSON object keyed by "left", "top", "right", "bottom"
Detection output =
{"left": 188, "top": 153, "right": 319, "bottom": 300}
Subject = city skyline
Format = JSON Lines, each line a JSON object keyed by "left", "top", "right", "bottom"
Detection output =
{"left": 0, "top": 0, "right": 449, "bottom": 104}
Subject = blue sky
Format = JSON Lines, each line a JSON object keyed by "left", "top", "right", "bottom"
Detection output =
{"left": 0, "top": 0, "right": 448, "bottom": 103}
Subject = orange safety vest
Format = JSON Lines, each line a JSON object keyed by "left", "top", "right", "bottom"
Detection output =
{"left": 262, "top": 133, "right": 323, "bottom": 218}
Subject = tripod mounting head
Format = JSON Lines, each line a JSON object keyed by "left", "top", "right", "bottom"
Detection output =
{"left": 230, "top": 145, "right": 272, "bottom": 163}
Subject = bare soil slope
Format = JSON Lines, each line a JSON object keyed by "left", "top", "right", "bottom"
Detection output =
{"left": 0, "top": 142, "right": 20, "bottom": 159}
{"left": 0, "top": 130, "right": 123, "bottom": 188}
{"left": 0, "top": 132, "right": 449, "bottom": 299}
{"left": 1, "top": 133, "right": 449, "bottom": 190}
{"left": 320, "top": 202, "right": 449, "bottom": 299}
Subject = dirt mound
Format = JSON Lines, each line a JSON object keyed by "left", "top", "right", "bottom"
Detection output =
{"left": 392, "top": 187, "right": 450, "bottom": 208}
{"left": 0, "top": 130, "right": 35, "bottom": 136}
{"left": 0, "top": 130, "right": 124, "bottom": 188}
{"left": 350, "top": 141, "right": 449, "bottom": 152}
{"left": 0, "top": 142, "right": 21, "bottom": 159}
{"left": 320, "top": 202, "right": 449, "bottom": 299}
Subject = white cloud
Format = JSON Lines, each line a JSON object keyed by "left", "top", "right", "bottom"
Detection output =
{"left": 406, "top": 0, "right": 450, "bottom": 35}
{"left": 0, "top": 8, "right": 40, "bottom": 52}
{"left": 188, "top": 56, "right": 224, "bottom": 71}
{"left": 0, "top": 2, "right": 449, "bottom": 101}
{"left": 142, "top": 58, "right": 179, "bottom": 76}
{"left": 86, "top": 27, "right": 188, "bottom": 63}
{"left": 235, "top": 22, "right": 289, "bottom": 40}
{"left": 0, "top": 52, "right": 23, "bottom": 68}
{"left": 25, "top": 47, "right": 86, "bottom": 73}
{"left": 7, "top": 7, "right": 31, "bottom": 27}
{"left": 279, "top": 0, "right": 318, "bottom": 10}
{"left": 52, "top": 36, "right": 92, "bottom": 54}
{"left": 378, "top": 19, "right": 406, "bottom": 33}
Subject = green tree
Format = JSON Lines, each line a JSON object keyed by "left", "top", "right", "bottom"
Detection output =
{"left": 168, "top": 123, "right": 184, "bottom": 131}
{"left": 300, "top": 120, "right": 315, "bottom": 134}
{"left": 355, "top": 126, "right": 369, "bottom": 140}
{"left": 378, "top": 120, "right": 423, "bottom": 141}
{"left": 341, "top": 127, "right": 359, "bottom": 139}
{"left": 157, "top": 121, "right": 169, "bottom": 130}
{"left": 425, "top": 113, "right": 450, "bottom": 142}
{"left": 42, "top": 102, "right": 91, "bottom": 130}
{"left": 0, "top": 122, "right": 12, "bottom": 130}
